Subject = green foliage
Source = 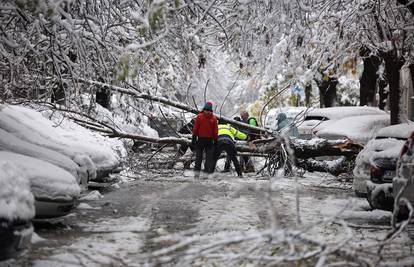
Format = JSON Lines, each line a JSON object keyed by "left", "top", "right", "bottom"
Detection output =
{"left": 149, "top": 6, "right": 165, "bottom": 32}
{"left": 115, "top": 54, "right": 130, "bottom": 82}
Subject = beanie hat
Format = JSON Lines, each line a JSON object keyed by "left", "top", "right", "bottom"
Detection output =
{"left": 203, "top": 102, "right": 213, "bottom": 111}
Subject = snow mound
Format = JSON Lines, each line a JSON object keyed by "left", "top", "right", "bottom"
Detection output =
{"left": 0, "top": 161, "right": 35, "bottom": 221}
{"left": 0, "top": 152, "right": 80, "bottom": 201}
{"left": 316, "top": 114, "right": 390, "bottom": 144}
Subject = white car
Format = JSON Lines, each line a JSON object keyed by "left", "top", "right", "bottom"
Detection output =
{"left": 0, "top": 161, "right": 34, "bottom": 260}
{"left": 315, "top": 114, "right": 390, "bottom": 144}
{"left": 0, "top": 105, "right": 121, "bottom": 182}
{"left": 0, "top": 152, "right": 81, "bottom": 219}
{"left": 298, "top": 106, "right": 387, "bottom": 139}
{"left": 264, "top": 107, "right": 308, "bottom": 130}
{"left": 353, "top": 123, "right": 414, "bottom": 197}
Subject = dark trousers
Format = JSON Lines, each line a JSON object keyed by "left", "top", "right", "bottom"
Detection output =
{"left": 214, "top": 139, "right": 242, "bottom": 176}
{"left": 194, "top": 138, "right": 215, "bottom": 173}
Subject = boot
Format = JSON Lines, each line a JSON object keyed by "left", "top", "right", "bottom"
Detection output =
{"left": 244, "top": 163, "right": 255, "bottom": 173}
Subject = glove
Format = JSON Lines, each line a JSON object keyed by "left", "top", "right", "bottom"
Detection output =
{"left": 191, "top": 135, "right": 197, "bottom": 146}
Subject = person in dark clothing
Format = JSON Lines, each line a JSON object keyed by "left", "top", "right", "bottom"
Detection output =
{"left": 178, "top": 118, "right": 195, "bottom": 155}
{"left": 192, "top": 102, "right": 218, "bottom": 174}
{"left": 213, "top": 119, "right": 247, "bottom": 177}
{"left": 169, "top": 118, "right": 195, "bottom": 169}
{"left": 223, "top": 116, "right": 242, "bottom": 172}
{"left": 240, "top": 111, "right": 259, "bottom": 173}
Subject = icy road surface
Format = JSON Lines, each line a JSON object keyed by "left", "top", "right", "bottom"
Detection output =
{"left": 8, "top": 172, "right": 414, "bottom": 266}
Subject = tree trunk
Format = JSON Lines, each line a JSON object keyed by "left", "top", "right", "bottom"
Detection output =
{"left": 382, "top": 51, "right": 405, "bottom": 125}
{"left": 317, "top": 76, "right": 338, "bottom": 108}
{"left": 296, "top": 157, "right": 354, "bottom": 177}
{"left": 305, "top": 83, "right": 312, "bottom": 107}
{"left": 396, "top": 0, "right": 414, "bottom": 15}
{"left": 378, "top": 77, "right": 388, "bottom": 110}
{"left": 96, "top": 88, "right": 111, "bottom": 109}
{"left": 359, "top": 48, "right": 380, "bottom": 106}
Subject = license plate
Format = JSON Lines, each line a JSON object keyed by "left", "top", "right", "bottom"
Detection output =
{"left": 383, "top": 170, "right": 396, "bottom": 181}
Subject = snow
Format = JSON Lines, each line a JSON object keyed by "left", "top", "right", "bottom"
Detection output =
{"left": 376, "top": 122, "right": 414, "bottom": 139}
{"left": 353, "top": 123, "right": 414, "bottom": 187}
{"left": 77, "top": 203, "right": 101, "bottom": 210}
{"left": 315, "top": 114, "right": 390, "bottom": 144}
{"left": 0, "top": 151, "right": 80, "bottom": 201}
{"left": 353, "top": 137, "right": 406, "bottom": 195}
{"left": 31, "top": 232, "right": 46, "bottom": 244}
{"left": 0, "top": 161, "right": 35, "bottom": 221}
{"left": 264, "top": 106, "right": 308, "bottom": 129}
{"left": 33, "top": 216, "right": 149, "bottom": 267}
{"left": 304, "top": 106, "right": 387, "bottom": 121}
{"left": 299, "top": 107, "right": 388, "bottom": 139}
{"left": 0, "top": 128, "right": 83, "bottom": 183}
{"left": 79, "top": 190, "right": 104, "bottom": 201}
{"left": 0, "top": 104, "right": 121, "bottom": 181}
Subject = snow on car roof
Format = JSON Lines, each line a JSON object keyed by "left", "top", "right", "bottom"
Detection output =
{"left": 0, "top": 104, "right": 121, "bottom": 176}
{"left": 0, "top": 151, "right": 80, "bottom": 201}
{"left": 305, "top": 106, "right": 387, "bottom": 120}
{"left": 375, "top": 122, "right": 414, "bottom": 139}
{"left": 0, "top": 161, "right": 35, "bottom": 221}
{"left": 315, "top": 114, "right": 390, "bottom": 144}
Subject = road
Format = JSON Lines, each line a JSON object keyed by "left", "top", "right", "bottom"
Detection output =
{"left": 8, "top": 171, "right": 414, "bottom": 266}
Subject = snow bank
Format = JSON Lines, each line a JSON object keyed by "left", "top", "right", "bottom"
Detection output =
{"left": 0, "top": 104, "right": 122, "bottom": 180}
{"left": 0, "top": 152, "right": 80, "bottom": 201}
{"left": 316, "top": 115, "right": 390, "bottom": 144}
{"left": 0, "top": 161, "right": 35, "bottom": 221}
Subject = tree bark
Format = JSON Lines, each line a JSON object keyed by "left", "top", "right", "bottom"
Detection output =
{"left": 317, "top": 76, "right": 338, "bottom": 108}
{"left": 296, "top": 157, "right": 354, "bottom": 177}
{"left": 396, "top": 0, "right": 414, "bottom": 15}
{"left": 305, "top": 83, "right": 312, "bottom": 107}
{"left": 359, "top": 48, "right": 380, "bottom": 106}
{"left": 382, "top": 51, "right": 405, "bottom": 125}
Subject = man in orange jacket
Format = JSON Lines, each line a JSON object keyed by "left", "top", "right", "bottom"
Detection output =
{"left": 192, "top": 102, "right": 218, "bottom": 174}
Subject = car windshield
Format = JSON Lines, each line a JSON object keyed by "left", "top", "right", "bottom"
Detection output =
{"left": 375, "top": 136, "right": 407, "bottom": 141}
{"left": 304, "top": 116, "right": 329, "bottom": 121}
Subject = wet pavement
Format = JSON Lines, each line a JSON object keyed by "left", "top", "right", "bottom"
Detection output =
{"left": 4, "top": 171, "right": 413, "bottom": 266}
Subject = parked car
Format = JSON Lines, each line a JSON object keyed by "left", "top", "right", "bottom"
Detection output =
{"left": 315, "top": 114, "right": 390, "bottom": 144}
{"left": 0, "top": 161, "right": 34, "bottom": 261}
{"left": 298, "top": 106, "right": 387, "bottom": 139}
{"left": 354, "top": 123, "right": 414, "bottom": 197}
{"left": 393, "top": 131, "right": 414, "bottom": 220}
{"left": 0, "top": 104, "right": 121, "bottom": 182}
{"left": 264, "top": 107, "right": 308, "bottom": 130}
{"left": 0, "top": 151, "right": 81, "bottom": 219}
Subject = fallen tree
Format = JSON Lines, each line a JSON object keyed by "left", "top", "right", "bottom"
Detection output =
{"left": 28, "top": 85, "right": 364, "bottom": 176}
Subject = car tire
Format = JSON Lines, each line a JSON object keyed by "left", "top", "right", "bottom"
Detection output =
{"left": 0, "top": 219, "right": 33, "bottom": 261}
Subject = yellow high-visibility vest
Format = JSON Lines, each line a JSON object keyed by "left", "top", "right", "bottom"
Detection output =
{"left": 218, "top": 124, "right": 247, "bottom": 142}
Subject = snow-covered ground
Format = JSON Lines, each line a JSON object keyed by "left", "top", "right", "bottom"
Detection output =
{"left": 10, "top": 171, "right": 414, "bottom": 266}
